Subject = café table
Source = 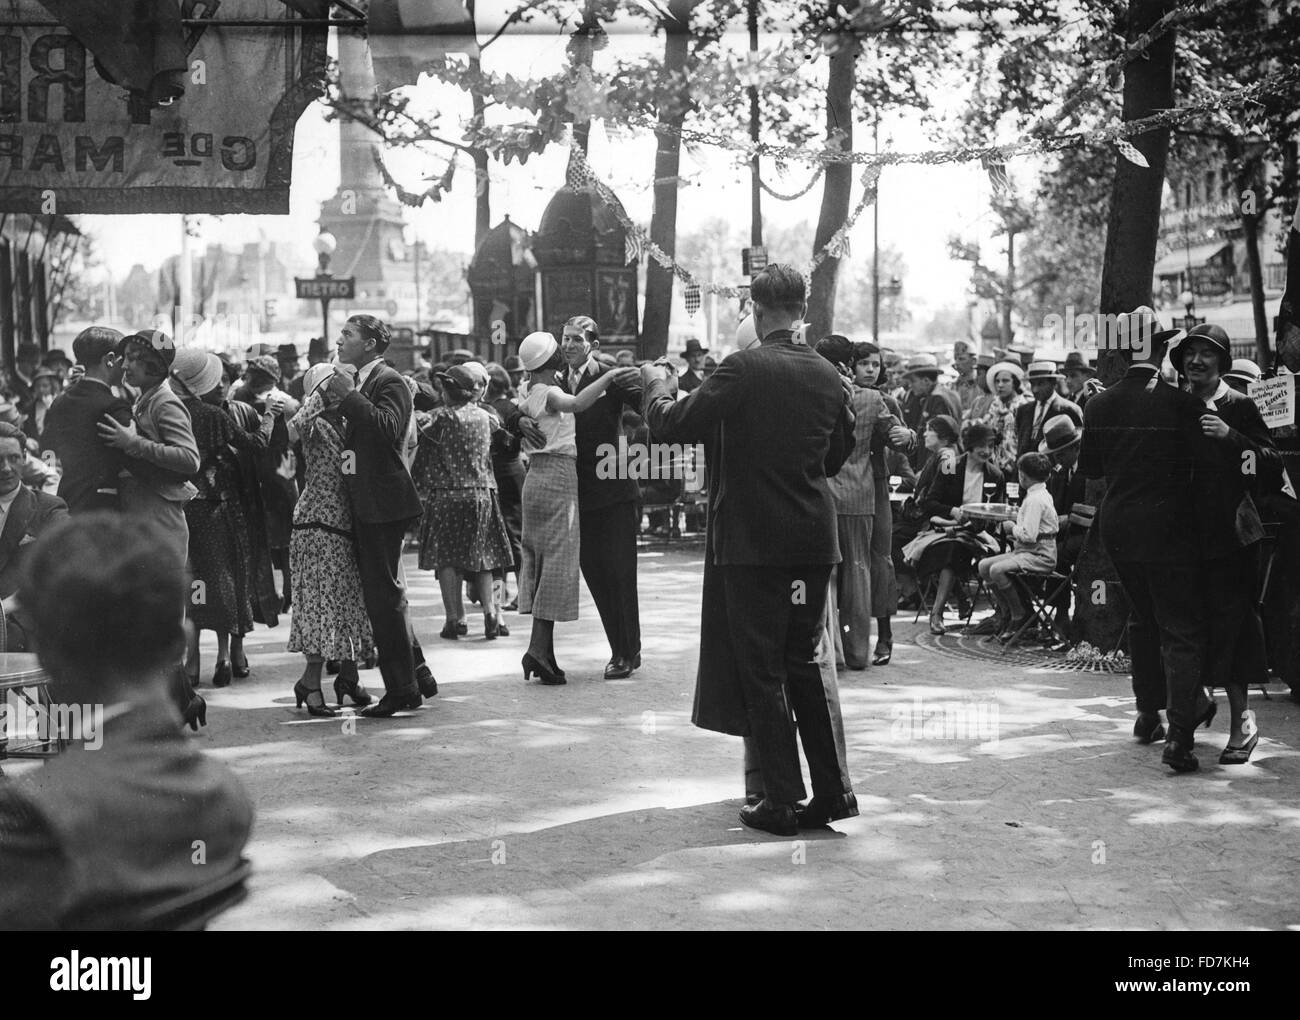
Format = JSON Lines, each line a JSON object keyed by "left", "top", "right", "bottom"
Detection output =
{"left": 0, "top": 652, "right": 64, "bottom": 760}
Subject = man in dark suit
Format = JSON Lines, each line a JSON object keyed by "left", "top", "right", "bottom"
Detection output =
{"left": 9, "top": 342, "right": 41, "bottom": 422}
{"left": 40, "top": 326, "right": 132, "bottom": 514}
{"left": 0, "top": 423, "right": 69, "bottom": 650}
{"left": 324, "top": 315, "right": 434, "bottom": 717}
{"left": 642, "top": 264, "right": 858, "bottom": 837}
{"left": 899, "top": 353, "right": 960, "bottom": 471}
{"left": 559, "top": 315, "right": 644, "bottom": 678}
{"left": 1079, "top": 309, "right": 1215, "bottom": 773}
{"left": 0, "top": 514, "right": 252, "bottom": 929}
{"left": 1040, "top": 415, "right": 1087, "bottom": 646}
{"left": 1016, "top": 361, "right": 1082, "bottom": 458}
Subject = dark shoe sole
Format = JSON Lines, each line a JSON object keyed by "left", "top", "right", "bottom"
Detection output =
{"left": 738, "top": 808, "right": 798, "bottom": 838}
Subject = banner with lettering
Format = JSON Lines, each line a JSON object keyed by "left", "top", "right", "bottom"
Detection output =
{"left": 0, "top": 1, "right": 326, "bottom": 214}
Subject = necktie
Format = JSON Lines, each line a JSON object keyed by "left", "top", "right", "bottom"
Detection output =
{"left": 1033, "top": 401, "right": 1048, "bottom": 441}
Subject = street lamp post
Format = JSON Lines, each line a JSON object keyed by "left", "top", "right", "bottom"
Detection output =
{"left": 1179, "top": 288, "right": 1201, "bottom": 332}
{"left": 313, "top": 231, "right": 337, "bottom": 343}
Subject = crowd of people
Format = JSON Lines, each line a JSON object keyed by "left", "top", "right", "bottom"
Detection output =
{"left": 0, "top": 266, "right": 1292, "bottom": 876}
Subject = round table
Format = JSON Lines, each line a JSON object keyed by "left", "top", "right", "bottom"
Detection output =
{"left": 0, "top": 652, "right": 63, "bottom": 759}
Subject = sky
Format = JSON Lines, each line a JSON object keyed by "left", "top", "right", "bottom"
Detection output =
{"left": 81, "top": 11, "right": 1037, "bottom": 329}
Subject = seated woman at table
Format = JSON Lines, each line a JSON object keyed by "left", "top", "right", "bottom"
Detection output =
{"left": 975, "top": 451, "right": 1059, "bottom": 642}
{"left": 894, "top": 419, "right": 1006, "bottom": 634}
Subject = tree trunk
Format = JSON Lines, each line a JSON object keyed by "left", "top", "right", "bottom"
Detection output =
{"left": 467, "top": 1, "right": 490, "bottom": 253}
{"left": 1081, "top": 0, "right": 1177, "bottom": 657}
{"left": 1096, "top": 0, "right": 1177, "bottom": 386}
{"left": 641, "top": 0, "right": 693, "bottom": 360}
{"left": 806, "top": 29, "right": 856, "bottom": 343}
{"left": 1001, "top": 229, "right": 1016, "bottom": 346}
{"left": 1242, "top": 204, "right": 1270, "bottom": 367}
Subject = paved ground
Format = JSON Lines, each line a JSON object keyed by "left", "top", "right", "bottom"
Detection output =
{"left": 182, "top": 545, "right": 1300, "bottom": 930}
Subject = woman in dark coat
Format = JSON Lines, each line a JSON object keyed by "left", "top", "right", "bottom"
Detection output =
{"left": 1177, "top": 324, "right": 1276, "bottom": 763}
{"left": 892, "top": 416, "right": 1006, "bottom": 634}
{"left": 170, "top": 350, "right": 280, "bottom": 688}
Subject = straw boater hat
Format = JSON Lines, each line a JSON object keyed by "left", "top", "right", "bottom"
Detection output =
{"left": 903, "top": 352, "right": 941, "bottom": 377}
{"left": 1038, "top": 414, "right": 1081, "bottom": 455}
{"left": 1026, "top": 360, "right": 1065, "bottom": 382}
{"left": 985, "top": 360, "right": 1025, "bottom": 392}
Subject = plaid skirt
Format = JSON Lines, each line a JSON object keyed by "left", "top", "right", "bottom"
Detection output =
{"left": 518, "top": 452, "right": 580, "bottom": 622}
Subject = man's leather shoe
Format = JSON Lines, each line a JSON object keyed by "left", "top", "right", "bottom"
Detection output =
{"left": 1161, "top": 735, "right": 1199, "bottom": 773}
{"left": 359, "top": 691, "right": 423, "bottom": 718}
{"left": 416, "top": 664, "right": 438, "bottom": 698}
{"left": 739, "top": 799, "right": 799, "bottom": 837}
{"left": 630, "top": 653, "right": 641, "bottom": 670}
{"left": 796, "top": 792, "right": 859, "bottom": 828}
{"left": 603, "top": 657, "right": 632, "bottom": 680}
{"left": 1133, "top": 712, "right": 1166, "bottom": 744}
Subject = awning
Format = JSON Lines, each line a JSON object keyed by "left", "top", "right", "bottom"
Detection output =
{"left": 1154, "top": 241, "right": 1231, "bottom": 277}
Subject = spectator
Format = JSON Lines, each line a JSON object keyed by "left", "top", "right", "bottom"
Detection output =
{"left": 899, "top": 353, "right": 961, "bottom": 471}
{"left": 0, "top": 513, "right": 253, "bottom": 930}
{"left": 970, "top": 359, "right": 1029, "bottom": 474}
{"left": 679, "top": 338, "right": 708, "bottom": 394}
{"left": 1014, "top": 361, "right": 1082, "bottom": 459}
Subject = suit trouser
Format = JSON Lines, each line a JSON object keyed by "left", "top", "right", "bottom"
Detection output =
{"left": 356, "top": 518, "right": 418, "bottom": 697}
{"left": 724, "top": 563, "right": 844, "bottom": 805}
{"left": 579, "top": 501, "right": 641, "bottom": 661}
{"left": 829, "top": 514, "right": 873, "bottom": 669}
{"left": 1111, "top": 559, "right": 1206, "bottom": 733}
{"left": 870, "top": 476, "right": 898, "bottom": 617}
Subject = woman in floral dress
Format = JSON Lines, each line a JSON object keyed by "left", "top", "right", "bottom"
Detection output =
{"left": 416, "top": 363, "right": 515, "bottom": 640}
{"left": 286, "top": 364, "right": 374, "bottom": 715}
{"left": 967, "top": 360, "right": 1029, "bottom": 475}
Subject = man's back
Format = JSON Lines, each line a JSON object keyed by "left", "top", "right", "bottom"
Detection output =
{"left": 570, "top": 359, "right": 642, "bottom": 510}
{"left": 1081, "top": 370, "right": 1202, "bottom": 562}
{"left": 41, "top": 380, "right": 131, "bottom": 513}
{"left": 0, "top": 701, "right": 253, "bottom": 930}
{"left": 644, "top": 338, "right": 850, "bottom": 566}
{"left": 338, "top": 362, "right": 422, "bottom": 524}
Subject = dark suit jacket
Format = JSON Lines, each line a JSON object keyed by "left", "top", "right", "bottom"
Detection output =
{"left": 1015, "top": 392, "right": 1083, "bottom": 459}
{"left": 1080, "top": 366, "right": 1206, "bottom": 563}
{"left": 39, "top": 379, "right": 132, "bottom": 514}
{"left": 917, "top": 452, "right": 1006, "bottom": 520}
{"left": 563, "top": 359, "right": 643, "bottom": 512}
{"left": 1047, "top": 461, "right": 1087, "bottom": 518}
{"left": 642, "top": 332, "right": 855, "bottom": 566}
{"left": 0, "top": 484, "right": 69, "bottom": 599}
{"left": 338, "top": 362, "right": 422, "bottom": 524}
{"left": 0, "top": 700, "right": 253, "bottom": 930}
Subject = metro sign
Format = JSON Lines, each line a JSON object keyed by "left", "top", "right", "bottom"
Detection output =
{"left": 295, "top": 277, "right": 355, "bottom": 300}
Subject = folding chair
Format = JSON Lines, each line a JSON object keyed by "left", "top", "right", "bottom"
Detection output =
{"left": 1001, "top": 503, "right": 1093, "bottom": 652}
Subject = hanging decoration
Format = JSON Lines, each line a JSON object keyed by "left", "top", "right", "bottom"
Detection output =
{"left": 982, "top": 156, "right": 1011, "bottom": 196}
{"left": 372, "top": 148, "right": 457, "bottom": 206}
{"left": 759, "top": 164, "right": 826, "bottom": 201}
{"left": 684, "top": 284, "right": 702, "bottom": 317}
{"left": 1114, "top": 139, "right": 1150, "bottom": 168}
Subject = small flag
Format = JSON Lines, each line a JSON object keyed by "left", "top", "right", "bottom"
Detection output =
{"left": 982, "top": 156, "right": 1010, "bottom": 195}
{"left": 685, "top": 284, "right": 701, "bottom": 316}
{"left": 625, "top": 232, "right": 643, "bottom": 265}
{"left": 1115, "top": 139, "right": 1150, "bottom": 168}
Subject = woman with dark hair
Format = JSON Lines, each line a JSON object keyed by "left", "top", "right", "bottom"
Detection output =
{"left": 285, "top": 363, "right": 375, "bottom": 715}
{"left": 514, "top": 331, "right": 639, "bottom": 684}
{"left": 485, "top": 362, "right": 524, "bottom": 609}
{"left": 416, "top": 363, "right": 515, "bottom": 639}
{"left": 855, "top": 342, "right": 910, "bottom": 664}
{"left": 170, "top": 349, "right": 281, "bottom": 689}
{"left": 817, "top": 336, "right": 913, "bottom": 670}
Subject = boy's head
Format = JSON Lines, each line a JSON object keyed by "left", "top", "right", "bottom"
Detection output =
{"left": 1017, "top": 451, "right": 1052, "bottom": 486}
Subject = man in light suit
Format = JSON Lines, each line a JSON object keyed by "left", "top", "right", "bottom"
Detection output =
{"left": 0, "top": 514, "right": 253, "bottom": 930}
{"left": 323, "top": 315, "right": 435, "bottom": 717}
{"left": 642, "top": 264, "right": 858, "bottom": 837}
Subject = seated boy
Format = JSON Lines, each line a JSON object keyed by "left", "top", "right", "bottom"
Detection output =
{"left": 977, "top": 452, "right": 1059, "bottom": 640}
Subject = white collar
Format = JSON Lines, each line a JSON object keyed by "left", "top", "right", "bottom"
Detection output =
{"left": 355, "top": 358, "right": 383, "bottom": 388}
{"left": 1199, "top": 380, "right": 1231, "bottom": 410}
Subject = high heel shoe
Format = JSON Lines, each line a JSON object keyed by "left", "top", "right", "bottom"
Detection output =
{"left": 294, "top": 680, "right": 339, "bottom": 717}
{"left": 325, "top": 659, "right": 341, "bottom": 675}
{"left": 212, "top": 660, "right": 232, "bottom": 688}
{"left": 522, "top": 652, "right": 565, "bottom": 685}
{"left": 333, "top": 662, "right": 372, "bottom": 707}
{"left": 871, "top": 640, "right": 892, "bottom": 666}
{"left": 230, "top": 653, "right": 250, "bottom": 679}
{"left": 1219, "top": 712, "right": 1259, "bottom": 765}
{"left": 485, "top": 614, "right": 501, "bottom": 640}
{"left": 182, "top": 695, "right": 207, "bottom": 731}
{"left": 928, "top": 616, "right": 946, "bottom": 636}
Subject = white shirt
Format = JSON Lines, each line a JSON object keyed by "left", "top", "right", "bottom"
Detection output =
{"left": 354, "top": 358, "right": 383, "bottom": 392}
{"left": 0, "top": 484, "right": 21, "bottom": 537}
{"left": 1197, "top": 380, "right": 1231, "bottom": 411}
{"left": 566, "top": 356, "right": 597, "bottom": 393}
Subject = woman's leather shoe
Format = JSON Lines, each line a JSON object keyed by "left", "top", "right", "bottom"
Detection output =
{"left": 334, "top": 663, "right": 372, "bottom": 707}
{"left": 928, "top": 617, "right": 946, "bottom": 636}
{"left": 739, "top": 799, "right": 798, "bottom": 837}
{"left": 212, "top": 660, "right": 233, "bottom": 688}
{"left": 796, "top": 793, "right": 860, "bottom": 828}
{"left": 359, "top": 691, "right": 423, "bottom": 717}
{"left": 871, "top": 640, "right": 892, "bottom": 666}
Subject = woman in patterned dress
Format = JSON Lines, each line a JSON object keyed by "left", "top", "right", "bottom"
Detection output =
{"left": 416, "top": 364, "right": 515, "bottom": 639}
{"left": 170, "top": 349, "right": 281, "bottom": 689}
{"left": 286, "top": 364, "right": 374, "bottom": 716}
{"left": 967, "top": 361, "right": 1029, "bottom": 475}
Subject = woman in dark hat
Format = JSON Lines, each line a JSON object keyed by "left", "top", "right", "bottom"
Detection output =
{"left": 1175, "top": 323, "right": 1277, "bottom": 762}
{"left": 416, "top": 364, "right": 516, "bottom": 639}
